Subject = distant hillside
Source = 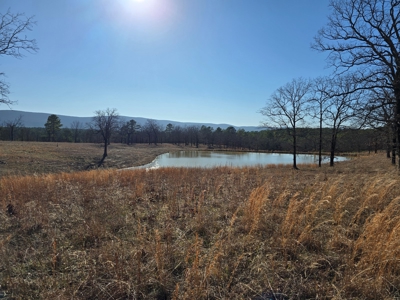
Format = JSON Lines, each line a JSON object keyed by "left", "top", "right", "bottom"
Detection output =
{"left": 0, "top": 110, "right": 263, "bottom": 132}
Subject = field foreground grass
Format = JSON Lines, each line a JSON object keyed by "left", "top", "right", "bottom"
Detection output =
{"left": 0, "top": 152, "right": 399, "bottom": 299}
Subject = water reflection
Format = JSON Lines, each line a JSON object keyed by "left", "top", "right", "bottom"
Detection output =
{"left": 134, "top": 151, "right": 348, "bottom": 170}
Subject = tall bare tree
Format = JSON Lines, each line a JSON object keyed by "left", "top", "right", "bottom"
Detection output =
{"left": 312, "top": 0, "right": 400, "bottom": 166}
{"left": 310, "top": 77, "right": 333, "bottom": 167}
{"left": 362, "top": 87, "right": 395, "bottom": 161}
{"left": 91, "top": 108, "right": 120, "bottom": 166}
{"left": 0, "top": 9, "right": 38, "bottom": 106}
{"left": 260, "top": 78, "right": 312, "bottom": 169}
{"left": 325, "top": 76, "right": 363, "bottom": 166}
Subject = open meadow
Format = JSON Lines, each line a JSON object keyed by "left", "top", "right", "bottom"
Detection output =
{"left": 0, "top": 142, "right": 185, "bottom": 176}
{"left": 0, "top": 142, "right": 399, "bottom": 299}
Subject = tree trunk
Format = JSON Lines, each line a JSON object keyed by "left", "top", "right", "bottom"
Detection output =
{"left": 293, "top": 127, "right": 298, "bottom": 169}
{"left": 392, "top": 136, "right": 396, "bottom": 165}
{"left": 386, "top": 126, "right": 391, "bottom": 158}
{"left": 330, "top": 130, "right": 337, "bottom": 167}
{"left": 318, "top": 115, "right": 322, "bottom": 167}
{"left": 98, "top": 139, "right": 108, "bottom": 167}
{"left": 103, "top": 139, "right": 108, "bottom": 158}
{"left": 10, "top": 126, "right": 14, "bottom": 141}
{"left": 396, "top": 83, "right": 400, "bottom": 169}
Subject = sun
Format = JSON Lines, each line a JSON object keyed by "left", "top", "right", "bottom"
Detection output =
{"left": 112, "top": 0, "right": 177, "bottom": 31}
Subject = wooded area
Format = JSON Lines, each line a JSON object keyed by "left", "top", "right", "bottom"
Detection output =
{"left": 0, "top": 118, "right": 384, "bottom": 156}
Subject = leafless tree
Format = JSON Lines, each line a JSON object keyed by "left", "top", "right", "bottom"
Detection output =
{"left": 171, "top": 125, "right": 183, "bottom": 145}
{"left": 4, "top": 114, "right": 23, "bottom": 141}
{"left": 200, "top": 125, "right": 214, "bottom": 147}
{"left": 361, "top": 87, "right": 395, "bottom": 160}
{"left": 187, "top": 125, "right": 201, "bottom": 148}
{"left": 260, "top": 78, "right": 312, "bottom": 169}
{"left": 324, "top": 76, "right": 363, "bottom": 166}
{"left": 312, "top": 0, "right": 400, "bottom": 166}
{"left": 0, "top": 9, "right": 38, "bottom": 106}
{"left": 91, "top": 108, "right": 120, "bottom": 166}
{"left": 310, "top": 77, "right": 334, "bottom": 167}
{"left": 70, "top": 121, "right": 82, "bottom": 143}
{"left": 143, "top": 119, "right": 161, "bottom": 145}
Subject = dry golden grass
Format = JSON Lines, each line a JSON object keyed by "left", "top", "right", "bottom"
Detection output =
{"left": 0, "top": 142, "right": 185, "bottom": 176}
{"left": 0, "top": 151, "right": 399, "bottom": 299}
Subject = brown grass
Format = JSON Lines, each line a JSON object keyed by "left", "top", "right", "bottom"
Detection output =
{"left": 0, "top": 142, "right": 185, "bottom": 176}
{"left": 0, "top": 149, "right": 399, "bottom": 299}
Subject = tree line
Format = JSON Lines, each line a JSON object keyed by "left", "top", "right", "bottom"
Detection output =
{"left": 0, "top": 110, "right": 384, "bottom": 155}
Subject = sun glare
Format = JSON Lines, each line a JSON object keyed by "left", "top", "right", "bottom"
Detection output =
{"left": 105, "top": 0, "right": 178, "bottom": 35}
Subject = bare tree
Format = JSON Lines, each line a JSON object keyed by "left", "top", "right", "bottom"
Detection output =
{"left": 325, "top": 76, "right": 363, "bottom": 166}
{"left": 0, "top": 9, "right": 38, "bottom": 106}
{"left": 312, "top": 0, "right": 400, "bottom": 166}
{"left": 260, "top": 78, "right": 312, "bottom": 169}
{"left": 70, "top": 121, "right": 82, "bottom": 143}
{"left": 171, "top": 125, "right": 183, "bottom": 145}
{"left": 200, "top": 125, "right": 214, "bottom": 147}
{"left": 91, "top": 108, "right": 120, "bottom": 166}
{"left": 143, "top": 119, "right": 161, "bottom": 145}
{"left": 4, "top": 114, "right": 23, "bottom": 141}
{"left": 362, "top": 87, "right": 396, "bottom": 161}
{"left": 187, "top": 125, "right": 201, "bottom": 148}
{"left": 310, "top": 77, "right": 333, "bottom": 167}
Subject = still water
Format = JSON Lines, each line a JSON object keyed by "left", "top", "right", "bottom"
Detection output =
{"left": 137, "top": 151, "right": 348, "bottom": 169}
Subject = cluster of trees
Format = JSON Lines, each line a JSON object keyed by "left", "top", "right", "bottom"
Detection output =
{"left": 261, "top": 0, "right": 400, "bottom": 169}
{"left": 260, "top": 76, "right": 369, "bottom": 168}
{"left": 0, "top": 109, "right": 384, "bottom": 155}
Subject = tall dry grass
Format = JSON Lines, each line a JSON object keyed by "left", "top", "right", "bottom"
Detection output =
{"left": 0, "top": 154, "right": 399, "bottom": 299}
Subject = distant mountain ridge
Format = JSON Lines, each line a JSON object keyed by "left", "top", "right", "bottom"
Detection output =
{"left": 0, "top": 110, "right": 263, "bottom": 132}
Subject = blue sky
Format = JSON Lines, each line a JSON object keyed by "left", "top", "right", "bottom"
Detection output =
{"left": 1, "top": 0, "right": 332, "bottom": 127}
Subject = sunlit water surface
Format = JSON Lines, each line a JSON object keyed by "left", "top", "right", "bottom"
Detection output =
{"left": 132, "top": 151, "right": 348, "bottom": 170}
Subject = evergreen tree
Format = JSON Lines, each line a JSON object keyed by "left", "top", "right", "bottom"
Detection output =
{"left": 44, "top": 114, "right": 62, "bottom": 142}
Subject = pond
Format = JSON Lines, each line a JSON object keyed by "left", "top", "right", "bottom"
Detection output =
{"left": 133, "top": 150, "right": 348, "bottom": 169}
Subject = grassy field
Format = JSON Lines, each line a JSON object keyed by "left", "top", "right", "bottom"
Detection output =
{"left": 0, "top": 142, "right": 185, "bottom": 176}
{"left": 0, "top": 142, "right": 399, "bottom": 299}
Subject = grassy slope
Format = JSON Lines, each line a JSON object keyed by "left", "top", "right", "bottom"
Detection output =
{"left": 0, "top": 144, "right": 399, "bottom": 299}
